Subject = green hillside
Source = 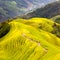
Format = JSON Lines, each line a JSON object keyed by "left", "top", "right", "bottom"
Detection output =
{"left": 51, "top": 15, "right": 60, "bottom": 24}
{"left": 0, "top": 18, "right": 60, "bottom": 60}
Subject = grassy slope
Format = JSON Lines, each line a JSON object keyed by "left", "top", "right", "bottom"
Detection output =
{"left": 51, "top": 15, "right": 60, "bottom": 23}
{"left": 0, "top": 18, "right": 60, "bottom": 60}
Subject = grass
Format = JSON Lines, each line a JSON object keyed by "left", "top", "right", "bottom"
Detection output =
{"left": 0, "top": 18, "right": 60, "bottom": 60}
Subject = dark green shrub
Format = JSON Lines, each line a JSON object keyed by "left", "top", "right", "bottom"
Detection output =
{"left": 0, "top": 22, "right": 10, "bottom": 38}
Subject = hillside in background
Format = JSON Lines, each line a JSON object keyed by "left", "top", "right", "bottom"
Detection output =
{"left": 0, "top": 0, "right": 58, "bottom": 22}
{"left": 21, "top": 1, "right": 60, "bottom": 19}
{"left": 0, "top": 18, "right": 60, "bottom": 60}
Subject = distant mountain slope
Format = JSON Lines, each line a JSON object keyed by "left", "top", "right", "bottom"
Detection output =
{"left": 21, "top": 1, "right": 60, "bottom": 19}
{"left": 0, "top": 0, "right": 57, "bottom": 22}
{"left": 0, "top": 18, "right": 60, "bottom": 60}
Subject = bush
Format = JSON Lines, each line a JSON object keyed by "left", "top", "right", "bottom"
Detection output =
{"left": 0, "top": 22, "right": 10, "bottom": 38}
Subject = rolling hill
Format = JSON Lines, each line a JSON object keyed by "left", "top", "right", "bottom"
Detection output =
{"left": 0, "top": 18, "right": 60, "bottom": 60}
{"left": 21, "top": 1, "right": 60, "bottom": 19}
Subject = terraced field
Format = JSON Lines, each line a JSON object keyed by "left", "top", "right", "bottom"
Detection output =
{"left": 0, "top": 18, "right": 60, "bottom": 60}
